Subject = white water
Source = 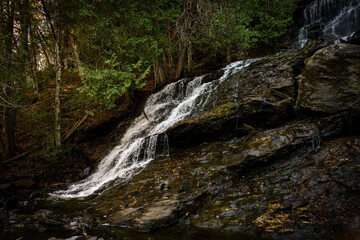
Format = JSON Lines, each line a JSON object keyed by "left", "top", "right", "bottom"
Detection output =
{"left": 52, "top": 59, "right": 259, "bottom": 199}
{"left": 297, "top": 0, "right": 360, "bottom": 48}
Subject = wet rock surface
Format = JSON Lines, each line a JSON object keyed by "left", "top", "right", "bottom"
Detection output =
{"left": 167, "top": 45, "right": 320, "bottom": 147}
{"left": 297, "top": 43, "right": 360, "bottom": 113}
{"left": 1, "top": 43, "right": 360, "bottom": 240}
{"left": 88, "top": 126, "right": 360, "bottom": 239}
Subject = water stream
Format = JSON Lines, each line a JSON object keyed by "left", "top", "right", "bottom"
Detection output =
{"left": 52, "top": 59, "right": 259, "bottom": 199}
{"left": 297, "top": 0, "right": 360, "bottom": 47}
{"left": 53, "top": 0, "right": 360, "bottom": 200}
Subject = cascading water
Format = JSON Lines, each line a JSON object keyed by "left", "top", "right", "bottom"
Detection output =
{"left": 297, "top": 0, "right": 360, "bottom": 48}
{"left": 52, "top": 58, "right": 259, "bottom": 199}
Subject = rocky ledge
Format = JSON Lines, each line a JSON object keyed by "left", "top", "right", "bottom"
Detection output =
{"left": 92, "top": 43, "right": 360, "bottom": 239}
{"left": 2, "top": 43, "right": 360, "bottom": 240}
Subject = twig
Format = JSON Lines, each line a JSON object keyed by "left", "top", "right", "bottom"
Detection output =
{"left": 63, "top": 114, "right": 88, "bottom": 142}
{"left": 3, "top": 146, "right": 40, "bottom": 164}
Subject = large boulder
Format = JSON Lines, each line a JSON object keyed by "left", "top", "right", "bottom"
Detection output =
{"left": 296, "top": 43, "right": 360, "bottom": 113}
{"left": 167, "top": 97, "right": 293, "bottom": 147}
{"left": 89, "top": 111, "right": 360, "bottom": 239}
{"left": 168, "top": 46, "right": 320, "bottom": 148}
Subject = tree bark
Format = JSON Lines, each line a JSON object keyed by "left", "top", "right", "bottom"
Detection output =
{"left": 63, "top": 114, "right": 88, "bottom": 142}
{"left": 0, "top": 137, "right": 6, "bottom": 164}
{"left": 3, "top": 107, "right": 17, "bottom": 157}
{"left": 158, "top": 64, "right": 166, "bottom": 84}
{"left": 36, "top": 28, "right": 52, "bottom": 67}
{"left": 187, "top": 41, "right": 193, "bottom": 73}
{"left": 226, "top": 46, "right": 231, "bottom": 64}
{"left": 2, "top": 0, "right": 17, "bottom": 158}
{"left": 30, "top": 25, "right": 39, "bottom": 94}
{"left": 69, "top": 33, "right": 82, "bottom": 74}
{"left": 175, "top": 43, "right": 187, "bottom": 80}
{"left": 167, "top": 50, "right": 174, "bottom": 79}
{"left": 124, "top": 91, "right": 132, "bottom": 105}
{"left": 161, "top": 51, "right": 169, "bottom": 79}
{"left": 41, "top": 0, "right": 62, "bottom": 147}
{"left": 54, "top": 43, "right": 62, "bottom": 147}
{"left": 153, "top": 60, "right": 159, "bottom": 88}
{"left": 41, "top": 0, "right": 62, "bottom": 148}
{"left": 54, "top": 3, "right": 62, "bottom": 148}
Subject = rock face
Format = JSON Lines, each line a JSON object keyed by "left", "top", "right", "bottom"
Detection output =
{"left": 90, "top": 115, "right": 360, "bottom": 239}
{"left": 2, "top": 43, "right": 360, "bottom": 240}
{"left": 108, "top": 199, "right": 181, "bottom": 232}
{"left": 79, "top": 43, "right": 360, "bottom": 239}
{"left": 167, "top": 46, "right": 318, "bottom": 147}
{"left": 297, "top": 43, "right": 360, "bottom": 113}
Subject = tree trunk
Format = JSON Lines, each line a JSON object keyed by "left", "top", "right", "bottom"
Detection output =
{"left": 226, "top": 46, "right": 231, "bottom": 64}
{"left": 153, "top": 60, "right": 159, "bottom": 88}
{"left": 175, "top": 43, "right": 187, "bottom": 80}
{"left": 187, "top": 41, "right": 193, "bottom": 73}
{"left": 2, "top": 0, "right": 17, "bottom": 158}
{"left": 3, "top": 107, "right": 17, "bottom": 157}
{"left": 124, "top": 91, "right": 132, "bottom": 105}
{"left": 167, "top": 50, "right": 174, "bottom": 79}
{"left": 69, "top": 33, "right": 82, "bottom": 74}
{"left": 40, "top": 0, "right": 62, "bottom": 147}
{"left": 54, "top": 2, "right": 62, "bottom": 148}
{"left": 158, "top": 64, "right": 166, "bottom": 84}
{"left": 30, "top": 25, "right": 39, "bottom": 94}
{"left": 36, "top": 28, "right": 52, "bottom": 67}
{"left": 55, "top": 42, "right": 62, "bottom": 147}
{"left": 161, "top": 51, "right": 169, "bottom": 79}
{"left": 0, "top": 137, "right": 6, "bottom": 164}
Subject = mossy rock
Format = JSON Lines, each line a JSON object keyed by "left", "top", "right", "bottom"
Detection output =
{"left": 296, "top": 43, "right": 360, "bottom": 113}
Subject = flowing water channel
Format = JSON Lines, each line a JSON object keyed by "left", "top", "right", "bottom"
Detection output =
{"left": 53, "top": 59, "right": 260, "bottom": 199}
{"left": 297, "top": 0, "right": 360, "bottom": 47}
{"left": 3, "top": 1, "right": 360, "bottom": 240}
{"left": 53, "top": 0, "right": 360, "bottom": 200}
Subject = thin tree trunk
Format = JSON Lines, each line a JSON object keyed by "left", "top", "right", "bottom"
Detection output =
{"left": 54, "top": 2, "right": 62, "bottom": 148}
{"left": 154, "top": 60, "right": 159, "bottom": 88}
{"left": 124, "top": 91, "right": 132, "bottom": 105}
{"left": 55, "top": 44, "right": 62, "bottom": 147}
{"left": 158, "top": 64, "right": 166, "bottom": 84}
{"left": 69, "top": 33, "right": 82, "bottom": 74}
{"left": 42, "top": 49, "right": 52, "bottom": 67}
{"left": 168, "top": 50, "right": 174, "bottom": 79}
{"left": 187, "top": 41, "right": 193, "bottom": 73}
{"left": 36, "top": 28, "right": 52, "bottom": 67}
{"left": 4, "top": 107, "right": 17, "bottom": 157}
{"left": 175, "top": 43, "right": 187, "bottom": 80}
{"left": 161, "top": 51, "right": 169, "bottom": 79}
{"left": 30, "top": 25, "right": 39, "bottom": 94}
{"left": 0, "top": 137, "right": 6, "bottom": 164}
{"left": 3, "top": 0, "right": 17, "bottom": 158}
{"left": 226, "top": 46, "right": 231, "bottom": 64}
{"left": 166, "top": 25, "right": 174, "bottom": 79}
{"left": 63, "top": 114, "right": 88, "bottom": 142}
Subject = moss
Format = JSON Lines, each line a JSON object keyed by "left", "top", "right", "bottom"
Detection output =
{"left": 198, "top": 102, "right": 238, "bottom": 120}
{"left": 190, "top": 102, "right": 239, "bottom": 126}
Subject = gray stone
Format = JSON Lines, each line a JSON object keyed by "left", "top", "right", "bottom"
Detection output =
{"left": 110, "top": 207, "right": 142, "bottom": 225}
{"left": 297, "top": 43, "right": 360, "bottom": 113}
{"left": 134, "top": 200, "right": 180, "bottom": 232}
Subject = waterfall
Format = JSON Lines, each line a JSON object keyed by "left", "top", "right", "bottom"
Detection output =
{"left": 52, "top": 59, "right": 260, "bottom": 199}
{"left": 297, "top": 0, "right": 360, "bottom": 48}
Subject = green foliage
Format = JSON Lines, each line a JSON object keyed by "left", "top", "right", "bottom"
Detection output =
{"left": 66, "top": 0, "right": 299, "bottom": 113}
{"left": 37, "top": 67, "right": 55, "bottom": 84}
{"left": 77, "top": 57, "right": 149, "bottom": 111}
{"left": 69, "top": 0, "right": 182, "bottom": 112}
{"left": 194, "top": 3, "right": 257, "bottom": 54}
{"left": 239, "top": 0, "right": 299, "bottom": 43}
